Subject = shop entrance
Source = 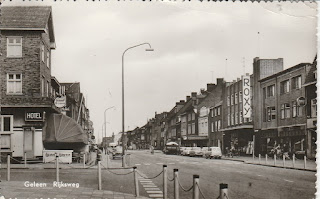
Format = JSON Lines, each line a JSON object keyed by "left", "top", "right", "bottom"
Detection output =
{"left": 24, "top": 127, "right": 34, "bottom": 159}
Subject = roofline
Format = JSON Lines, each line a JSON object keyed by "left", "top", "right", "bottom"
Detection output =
{"left": 0, "top": 28, "right": 45, "bottom": 31}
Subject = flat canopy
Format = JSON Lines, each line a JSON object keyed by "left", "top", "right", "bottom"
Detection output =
{"left": 44, "top": 113, "right": 88, "bottom": 144}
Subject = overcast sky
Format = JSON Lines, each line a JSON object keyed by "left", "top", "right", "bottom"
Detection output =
{"left": 4, "top": 1, "right": 317, "bottom": 143}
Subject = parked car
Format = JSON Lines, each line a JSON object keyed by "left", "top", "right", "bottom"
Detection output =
{"left": 179, "top": 147, "right": 187, "bottom": 155}
{"left": 189, "top": 147, "right": 202, "bottom": 157}
{"left": 163, "top": 142, "right": 179, "bottom": 155}
{"left": 112, "top": 146, "right": 123, "bottom": 159}
{"left": 204, "top": 147, "right": 222, "bottom": 159}
{"left": 181, "top": 147, "right": 192, "bottom": 156}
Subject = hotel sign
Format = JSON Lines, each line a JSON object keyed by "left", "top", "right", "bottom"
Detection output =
{"left": 25, "top": 112, "right": 44, "bottom": 122}
{"left": 242, "top": 75, "right": 251, "bottom": 118}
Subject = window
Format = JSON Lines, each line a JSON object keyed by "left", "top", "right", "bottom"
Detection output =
{"left": 41, "top": 76, "right": 45, "bottom": 96}
{"left": 191, "top": 113, "right": 195, "bottom": 120}
{"left": 188, "top": 113, "right": 191, "bottom": 121}
{"left": 211, "top": 122, "right": 214, "bottom": 132}
{"left": 235, "top": 112, "right": 238, "bottom": 125}
{"left": 191, "top": 123, "right": 195, "bottom": 134}
{"left": 46, "top": 51, "right": 50, "bottom": 68}
{"left": 215, "top": 121, "right": 218, "bottom": 131}
{"left": 217, "top": 106, "right": 221, "bottom": 116}
{"left": 297, "top": 103, "right": 303, "bottom": 117}
{"left": 7, "top": 74, "right": 22, "bottom": 94}
{"left": 231, "top": 94, "right": 234, "bottom": 105}
{"left": 311, "top": 99, "right": 317, "bottom": 118}
{"left": 46, "top": 81, "right": 50, "bottom": 97}
{"left": 235, "top": 93, "right": 238, "bottom": 105}
{"left": 292, "top": 101, "right": 297, "bottom": 118}
{"left": 292, "top": 75, "right": 302, "bottom": 90}
{"left": 285, "top": 104, "right": 290, "bottom": 118}
{"left": 227, "top": 114, "right": 230, "bottom": 126}
{"left": 281, "top": 104, "right": 285, "bottom": 119}
{"left": 188, "top": 124, "right": 191, "bottom": 134}
{"left": 263, "top": 88, "right": 266, "bottom": 99}
{"left": 280, "top": 80, "right": 290, "bottom": 94}
{"left": 267, "top": 85, "right": 275, "bottom": 97}
{"left": 7, "top": 37, "right": 22, "bottom": 57}
{"left": 267, "top": 107, "right": 276, "bottom": 121}
{"left": 231, "top": 113, "right": 234, "bottom": 125}
{"left": 41, "top": 44, "right": 45, "bottom": 62}
{"left": 239, "top": 91, "right": 242, "bottom": 103}
{"left": 217, "top": 120, "right": 221, "bottom": 130}
{"left": 227, "top": 96, "right": 230, "bottom": 106}
{"left": 239, "top": 111, "right": 243, "bottom": 124}
{"left": 211, "top": 109, "right": 214, "bottom": 117}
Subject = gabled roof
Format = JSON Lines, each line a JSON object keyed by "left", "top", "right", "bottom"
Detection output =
{"left": 0, "top": 6, "right": 56, "bottom": 48}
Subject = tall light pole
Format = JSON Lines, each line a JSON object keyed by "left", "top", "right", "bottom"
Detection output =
{"left": 122, "top": 43, "right": 153, "bottom": 167}
{"left": 104, "top": 106, "right": 115, "bottom": 138}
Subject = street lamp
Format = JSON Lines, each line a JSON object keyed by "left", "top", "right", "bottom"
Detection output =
{"left": 122, "top": 43, "right": 153, "bottom": 167}
{"left": 104, "top": 106, "right": 115, "bottom": 138}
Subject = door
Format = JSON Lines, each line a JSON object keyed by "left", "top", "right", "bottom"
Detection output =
{"left": 24, "top": 127, "right": 34, "bottom": 159}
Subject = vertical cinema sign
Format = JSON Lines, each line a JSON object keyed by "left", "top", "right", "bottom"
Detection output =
{"left": 242, "top": 75, "right": 251, "bottom": 118}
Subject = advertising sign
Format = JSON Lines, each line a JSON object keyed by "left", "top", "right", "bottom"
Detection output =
{"left": 242, "top": 75, "right": 251, "bottom": 118}
{"left": 25, "top": 112, "right": 44, "bottom": 121}
{"left": 54, "top": 95, "right": 66, "bottom": 108}
{"left": 43, "top": 150, "right": 73, "bottom": 164}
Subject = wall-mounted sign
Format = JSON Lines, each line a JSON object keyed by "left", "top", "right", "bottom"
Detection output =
{"left": 297, "top": 97, "right": 306, "bottom": 106}
{"left": 25, "top": 112, "right": 44, "bottom": 122}
{"left": 43, "top": 150, "right": 73, "bottom": 163}
{"left": 54, "top": 95, "right": 66, "bottom": 108}
{"left": 242, "top": 75, "right": 251, "bottom": 118}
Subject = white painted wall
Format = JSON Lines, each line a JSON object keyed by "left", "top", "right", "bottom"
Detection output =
{"left": 34, "top": 129, "right": 43, "bottom": 157}
{"left": 12, "top": 129, "right": 24, "bottom": 157}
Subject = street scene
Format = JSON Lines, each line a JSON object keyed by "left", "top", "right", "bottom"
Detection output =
{"left": 0, "top": 1, "right": 317, "bottom": 199}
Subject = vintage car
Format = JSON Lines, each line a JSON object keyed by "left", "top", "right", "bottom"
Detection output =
{"left": 204, "top": 147, "right": 222, "bottom": 159}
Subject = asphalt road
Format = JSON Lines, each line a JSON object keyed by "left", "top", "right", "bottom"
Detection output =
{"left": 128, "top": 150, "right": 316, "bottom": 199}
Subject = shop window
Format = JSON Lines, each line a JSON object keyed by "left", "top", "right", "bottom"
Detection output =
{"left": 7, "top": 73, "right": 22, "bottom": 94}
{"left": 280, "top": 80, "right": 290, "bottom": 94}
{"left": 311, "top": 98, "right": 317, "bottom": 118}
{"left": 7, "top": 37, "right": 22, "bottom": 57}
{"left": 291, "top": 75, "right": 302, "bottom": 90}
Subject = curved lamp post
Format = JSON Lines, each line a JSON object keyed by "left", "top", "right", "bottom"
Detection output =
{"left": 104, "top": 106, "right": 115, "bottom": 138}
{"left": 122, "top": 43, "right": 153, "bottom": 167}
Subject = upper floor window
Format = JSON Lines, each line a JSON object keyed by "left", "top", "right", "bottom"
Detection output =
{"left": 227, "top": 96, "right": 230, "bottom": 106}
{"left": 46, "top": 51, "right": 50, "bottom": 68}
{"left": 291, "top": 75, "right": 302, "bottom": 90}
{"left": 280, "top": 80, "right": 290, "bottom": 94}
{"left": 281, "top": 103, "right": 290, "bottom": 119}
{"left": 7, "top": 74, "right": 22, "bottom": 94}
{"left": 188, "top": 113, "right": 191, "bottom": 121}
{"left": 41, "top": 44, "right": 45, "bottom": 62}
{"left": 191, "top": 112, "right": 195, "bottom": 120}
{"left": 41, "top": 76, "right": 45, "bottom": 97}
{"left": 311, "top": 98, "right": 317, "bottom": 118}
{"left": 235, "top": 112, "right": 238, "bottom": 125}
{"left": 231, "top": 94, "right": 234, "bottom": 105}
{"left": 46, "top": 80, "right": 50, "bottom": 97}
{"left": 239, "top": 91, "right": 242, "bottom": 103}
{"left": 211, "top": 122, "right": 214, "bottom": 132}
{"left": 267, "top": 106, "right": 276, "bottom": 121}
{"left": 239, "top": 111, "right": 243, "bottom": 124}
{"left": 7, "top": 37, "right": 22, "bottom": 57}
{"left": 292, "top": 101, "right": 297, "bottom": 118}
{"left": 211, "top": 109, "right": 214, "bottom": 117}
{"left": 267, "top": 85, "right": 275, "bottom": 97}
{"left": 217, "top": 106, "right": 221, "bottom": 116}
{"left": 231, "top": 113, "right": 234, "bottom": 125}
{"left": 235, "top": 93, "right": 238, "bottom": 105}
{"left": 227, "top": 114, "right": 230, "bottom": 126}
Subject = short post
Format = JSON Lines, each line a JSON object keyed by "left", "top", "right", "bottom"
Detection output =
{"left": 258, "top": 154, "right": 261, "bottom": 164}
{"left": 273, "top": 154, "right": 276, "bottom": 166}
{"left": 7, "top": 155, "right": 10, "bottom": 181}
{"left": 192, "top": 175, "right": 199, "bottom": 199}
{"left": 292, "top": 154, "right": 295, "bottom": 168}
{"left": 133, "top": 166, "right": 139, "bottom": 197}
{"left": 219, "top": 183, "right": 228, "bottom": 199}
{"left": 304, "top": 156, "right": 307, "bottom": 169}
{"left": 98, "top": 161, "right": 102, "bottom": 190}
{"left": 56, "top": 155, "right": 59, "bottom": 182}
{"left": 163, "top": 165, "right": 168, "bottom": 199}
{"left": 174, "top": 169, "right": 179, "bottom": 199}
{"left": 24, "top": 152, "right": 27, "bottom": 168}
{"left": 265, "top": 154, "right": 268, "bottom": 164}
{"left": 127, "top": 154, "right": 131, "bottom": 167}
{"left": 122, "top": 154, "right": 126, "bottom": 168}
{"left": 83, "top": 153, "right": 86, "bottom": 168}
{"left": 283, "top": 154, "right": 285, "bottom": 167}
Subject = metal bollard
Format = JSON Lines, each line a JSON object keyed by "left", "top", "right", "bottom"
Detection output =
{"left": 292, "top": 154, "right": 295, "bottom": 168}
{"left": 133, "top": 166, "right": 139, "bottom": 197}
{"left": 83, "top": 153, "right": 86, "bottom": 168}
{"left": 7, "top": 155, "right": 10, "bottom": 181}
{"left": 24, "top": 152, "right": 27, "bottom": 168}
{"left": 304, "top": 156, "right": 307, "bottom": 169}
{"left": 174, "top": 169, "right": 179, "bottom": 199}
{"left": 98, "top": 161, "right": 102, "bottom": 190}
{"left": 219, "top": 183, "right": 229, "bottom": 199}
{"left": 265, "top": 154, "right": 268, "bottom": 164}
{"left": 122, "top": 154, "right": 126, "bottom": 168}
{"left": 56, "top": 155, "right": 59, "bottom": 182}
{"left": 283, "top": 155, "right": 285, "bottom": 167}
{"left": 163, "top": 165, "right": 168, "bottom": 199}
{"left": 274, "top": 154, "right": 276, "bottom": 166}
{"left": 258, "top": 154, "right": 261, "bottom": 164}
{"left": 192, "top": 175, "right": 200, "bottom": 199}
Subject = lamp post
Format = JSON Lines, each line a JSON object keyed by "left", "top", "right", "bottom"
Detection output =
{"left": 104, "top": 106, "right": 115, "bottom": 138}
{"left": 122, "top": 43, "right": 153, "bottom": 167}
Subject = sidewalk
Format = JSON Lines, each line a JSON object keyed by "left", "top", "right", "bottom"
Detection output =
{"left": 0, "top": 181, "right": 148, "bottom": 199}
{"left": 223, "top": 155, "right": 316, "bottom": 172}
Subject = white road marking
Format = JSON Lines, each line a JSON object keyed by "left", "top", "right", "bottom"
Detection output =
{"left": 284, "top": 179, "right": 294, "bottom": 183}
{"left": 143, "top": 185, "right": 158, "bottom": 188}
{"left": 257, "top": 174, "right": 263, "bottom": 177}
{"left": 149, "top": 194, "right": 164, "bottom": 198}
{"left": 168, "top": 163, "right": 175, "bottom": 165}
{"left": 135, "top": 164, "right": 141, "bottom": 166}
{"left": 145, "top": 188, "right": 161, "bottom": 191}
{"left": 144, "top": 163, "right": 151, "bottom": 165}
{"left": 156, "top": 163, "right": 163, "bottom": 165}
{"left": 146, "top": 191, "right": 163, "bottom": 194}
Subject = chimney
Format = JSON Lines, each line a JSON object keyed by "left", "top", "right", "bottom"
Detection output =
{"left": 207, "top": 83, "right": 216, "bottom": 92}
{"left": 191, "top": 92, "right": 197, "bottom": 98}
{"left": 186, "top": 96, "right": 191, "bottom": 101}
{"left": 200, "top": 88, "right": 206, "bottom": 95}
{"left": 237, "top": 78, "right": 240, "bottom": 82}
{"left": 217, "top": 78, "right": 224, "bottom": 86}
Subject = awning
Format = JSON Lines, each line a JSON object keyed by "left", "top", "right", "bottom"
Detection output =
{"left": 44, "top": 113, "right": 88, "bottom": 144}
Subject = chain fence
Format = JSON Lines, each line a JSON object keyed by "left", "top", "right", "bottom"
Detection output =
{"left": 196, "top": 181, "right": 207, "bottom": 199}
{"left": 137, "top": 170, "right": 163, "bottom": 180}
{"left": 177, "top": 176, "right": 193, "bottom": 192}
{"left": 100, "top": 163, "right": 134, "bottom": 175}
